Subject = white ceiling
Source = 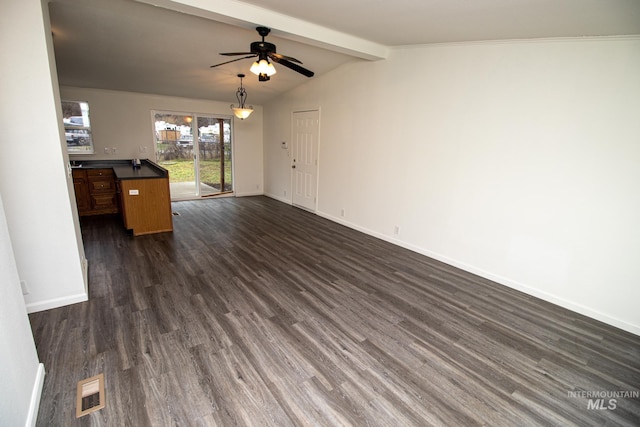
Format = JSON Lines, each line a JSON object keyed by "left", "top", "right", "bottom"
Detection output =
{"left": 240, "top": 0, "right": 640, "bottom": 46}
{"left": 49, "top": 0, "right": 640, "bottom": 105}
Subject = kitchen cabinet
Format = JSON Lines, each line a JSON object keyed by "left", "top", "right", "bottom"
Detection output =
{"left": 87, "top": 168, "right": 119, "bottom": 214}
{"left": 71, "top": 160, "right": 172, "bottom": 236}
{"left": 72, "top": 168, "right": 118, "bottom": 216}
{"left": 119, "top": 177, "right": 173, "bottom": 236}
{"left": 72, "top": 169, "right": 91, "bottom": 214}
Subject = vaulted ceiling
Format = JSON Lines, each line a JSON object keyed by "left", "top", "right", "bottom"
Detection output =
{"left": 49, "top": 0, "right": 640, "bottom": 105}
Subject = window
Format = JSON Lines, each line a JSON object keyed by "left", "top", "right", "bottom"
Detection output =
{"left": 62, "top": 100, "right": 94, "bottom": 154}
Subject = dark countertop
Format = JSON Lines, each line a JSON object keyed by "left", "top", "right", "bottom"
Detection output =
{"left": 71, "top": 159, "right": 168, "bottom": 180}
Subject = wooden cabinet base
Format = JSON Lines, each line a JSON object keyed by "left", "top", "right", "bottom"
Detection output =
{"left": 119, "top": 178, "right": 173, "bottom": 236}
{"left": 73, "top": 168, "right": 119, "bottom": 216}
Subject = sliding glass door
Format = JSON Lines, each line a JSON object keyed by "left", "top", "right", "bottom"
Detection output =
{"left": 153, "top": 111, "right": 232, "bottom": 200}
{"left": 197, "top": 116, "right": 232, "bottom": 196}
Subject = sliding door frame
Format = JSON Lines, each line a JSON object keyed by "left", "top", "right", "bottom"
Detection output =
{"left": 151, "top": 110, "right": 235, "bottom": 200}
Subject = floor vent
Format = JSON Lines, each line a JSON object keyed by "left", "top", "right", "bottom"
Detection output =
{"left": 76, "top": 373, "right": 105, "bottom": 418}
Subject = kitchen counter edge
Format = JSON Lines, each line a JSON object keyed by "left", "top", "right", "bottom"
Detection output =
{"left": 70, "top": 159, "right": 169, "bottom": 180}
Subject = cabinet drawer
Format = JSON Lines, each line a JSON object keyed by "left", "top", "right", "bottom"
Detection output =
{"left": 87, "top": 168, "right": 114, "bottom": 178}
{"left": 91, "top": 193, "right": 118, "bottom": 212}
{"left": 88, "top": 178, "right": 116, "bottom": 193}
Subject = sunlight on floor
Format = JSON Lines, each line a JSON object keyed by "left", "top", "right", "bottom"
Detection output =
{"left": 169, "top": 181, "right": 220, "bottom": 200}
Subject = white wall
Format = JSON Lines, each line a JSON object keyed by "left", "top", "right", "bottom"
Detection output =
{"left": 264, "top": 37, "right": 640, "bottom": 335}
{"left": 61, "top": 87, "right": 264, "bottom": 196}
{"left": 0, "top": 195, "right": 45, "bottom": 427}
{"left": 1, "top": 0, "right": 87, "bottom": 313}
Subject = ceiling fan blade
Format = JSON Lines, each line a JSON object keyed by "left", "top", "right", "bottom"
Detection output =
{"left": 273, "top": 58, "right": 314, "bottom": 77}
{"left": 220, "top": 52, "right": 254, "bottom": 56}
{"left": 210, "top": 55, "right": 256, "bottom": 68}
{"left": 269, "top": 52, "right": 302, "bottom": 64}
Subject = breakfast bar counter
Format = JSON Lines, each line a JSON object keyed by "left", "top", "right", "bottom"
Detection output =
{"left": 71, "top": 159, "right": 173, "bottom": 236}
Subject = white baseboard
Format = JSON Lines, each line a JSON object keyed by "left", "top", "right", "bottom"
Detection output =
{"left": 315, "top": 210, "right": 640, "bottom": 337}
{"left": 235, "top": 190, "right": 264, "bottom": 197}
{"left": 264, "top": 192, "right": 291, "bottom": 204}
{"left": 25, "top": 292, "right": 88, "bottom": 314}
{"left": 25, "top": 363, "right": 45, "bottom": 427}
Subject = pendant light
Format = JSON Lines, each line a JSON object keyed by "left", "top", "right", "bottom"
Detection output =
{"left": 230, "top": 74, "right": 253, "bottom": 120}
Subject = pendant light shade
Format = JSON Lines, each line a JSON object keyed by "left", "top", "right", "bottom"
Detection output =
{"left": 230, "top": 74, "right": 253, "bottom": 120}
{"left": 232, "top": 107, "right": 253, "bottom": 120}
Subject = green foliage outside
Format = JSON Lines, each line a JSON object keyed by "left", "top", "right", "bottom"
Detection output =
{"left": 160, "top": 158, "right": 232, "bottom": 189}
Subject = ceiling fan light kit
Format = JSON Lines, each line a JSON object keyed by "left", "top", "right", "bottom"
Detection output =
{"left": 210, "top": 26, "right": 315, "bottom": 81}
{"left": 230, "top": 74, "right": 253, "bottom": 120}
{"left": 250, "top": 58, "right": 276, "bottom": 76}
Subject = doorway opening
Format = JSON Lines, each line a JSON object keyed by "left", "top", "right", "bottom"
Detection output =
{"left": 153, "top": 111, "right": 233, "bottom": 200}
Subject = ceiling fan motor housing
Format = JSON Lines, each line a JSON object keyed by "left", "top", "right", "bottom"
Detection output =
{"left": 251, "top": 41, "right": 276, "bottom": 54}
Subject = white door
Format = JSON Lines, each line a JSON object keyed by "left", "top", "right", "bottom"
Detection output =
{"left": 291, "top": 110, "right": 319, "bottom": 211}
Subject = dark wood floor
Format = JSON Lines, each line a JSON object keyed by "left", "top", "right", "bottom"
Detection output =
{"left": 30, "top": 196, "right": 640, "bottom": 426}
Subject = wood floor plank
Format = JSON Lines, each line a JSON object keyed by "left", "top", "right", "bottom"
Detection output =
{"left": 29, "top": 196, "right": 640, "bottom": 426}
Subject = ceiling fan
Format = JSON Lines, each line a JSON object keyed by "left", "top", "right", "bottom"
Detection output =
{"left": 210, "top": 26, "right": 314, "bottom": 81}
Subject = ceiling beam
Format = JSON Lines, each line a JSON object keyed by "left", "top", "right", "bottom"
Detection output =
{"left": 135, "top": 0, "right": 389, "bottom": 61}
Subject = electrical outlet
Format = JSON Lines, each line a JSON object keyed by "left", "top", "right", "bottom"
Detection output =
{"left": 394, "top": 225, "right": 400, "bottom": 236}
{"left": 104, "top": 147, "right": 110, "bottom": 154}
{"left": 112, "top": 147, "right": 117, "bottom": 154}
{"left": 341, "top": 208, "right": 345, "bottom": 217}
{"left": 284, "top": 190, "right": 287, "bottom": 197}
